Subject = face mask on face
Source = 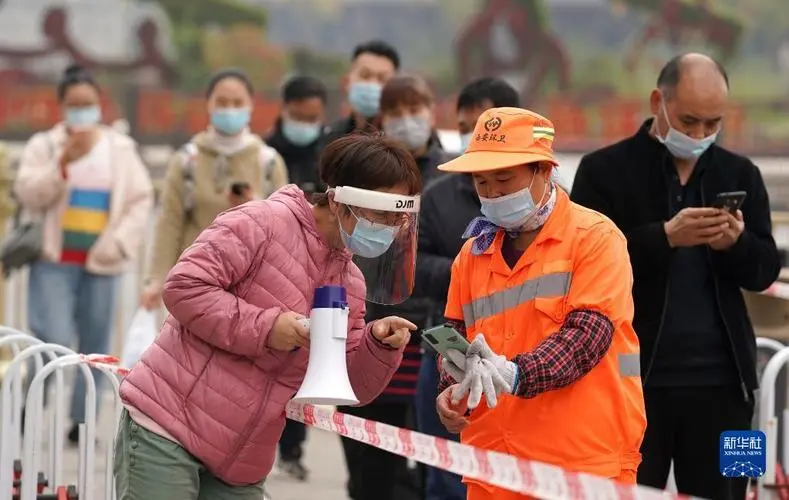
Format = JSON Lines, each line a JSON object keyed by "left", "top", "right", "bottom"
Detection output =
{"left": 348, "top": 81, "right": 382, "bottom": 118}
{"left": 459, "top": 132, "right": 473, "bottom": 152}
{"left": 65, "top": 105, "right": 101, "bottom": 129}
{"left": 384, "top": 115, "right": 432, "bottom": 151}
{"left": 339, "top": 209, "right": 397, "bottom": 258}
{"left": 479, "top": 172, "right": 548, "bottom": 231}
{"left": 282, "top": 118, "right": 322, "bottom": 146}
{"left": 211, "top": 107, "right": 251, "bottom": 136}
{"left": 656, "top": 99, "right": 718, "bottom": 160}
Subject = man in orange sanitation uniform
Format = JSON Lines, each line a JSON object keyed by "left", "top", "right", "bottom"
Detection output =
{"left": 434, "top": 107, "right": 647, "bottom": 500}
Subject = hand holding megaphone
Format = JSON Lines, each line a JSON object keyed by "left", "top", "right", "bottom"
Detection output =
{"left": 267, "top": 311, "right": 311, "bottom": 351}
{"left": 371, "top": 316, "right": 417, "bottom": 349}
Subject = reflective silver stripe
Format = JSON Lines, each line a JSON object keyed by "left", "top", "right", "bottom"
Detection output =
{"left": 619, "top": 353, "right": 641, "bottom": 377}
{"left": 461, "top": 272, "right": 571, "bottom": 327}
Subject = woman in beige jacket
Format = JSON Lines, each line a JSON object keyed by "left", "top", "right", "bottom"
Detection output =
{"left": 140, "top": 69, "right": 288, "bottom": 309}
{"left": 14, "top": 64, "right": 154, "bottom": 443}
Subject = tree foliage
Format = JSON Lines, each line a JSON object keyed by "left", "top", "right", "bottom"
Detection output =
{"left": 156, "top": 0, "right": 267, "bottom": 27}
{"left": 153, "top": 0, "right": 269, "bottom": 90}
{"left": 203, "top": 25, "right": 288, "bottom": 90}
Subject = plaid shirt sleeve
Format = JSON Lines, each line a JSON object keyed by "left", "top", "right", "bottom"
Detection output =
{"left": 436, "top": 311, "right": 613, "bottom": 398}
{"left": 512, "top": 309, "right": 614, "bottom": 399}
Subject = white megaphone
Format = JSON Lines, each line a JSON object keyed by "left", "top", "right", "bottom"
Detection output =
{"left": 292, "top": 285, "right": 359, "bottom": 406}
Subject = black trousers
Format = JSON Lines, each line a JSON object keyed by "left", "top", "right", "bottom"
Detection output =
{"left": 637, "top": 385, "right": 754, "bottom": 500}
{"left": 278, "top": 419, "right": 307, "bottom": 461}
{"left": 341, "top": 402, "right": 419, "bottom": 500}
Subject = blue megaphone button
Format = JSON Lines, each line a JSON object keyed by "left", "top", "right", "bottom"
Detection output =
{"left": 312, "top": 285, "right": 348, "bottom": 309}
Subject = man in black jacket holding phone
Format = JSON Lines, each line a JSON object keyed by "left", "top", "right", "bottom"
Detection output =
{"left": 571, "top": 53, "right": 781, "bottom": 500}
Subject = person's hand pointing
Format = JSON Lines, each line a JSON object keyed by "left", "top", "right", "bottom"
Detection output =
{"left": 371, "top": 316, "right": 417, "bottom": 349}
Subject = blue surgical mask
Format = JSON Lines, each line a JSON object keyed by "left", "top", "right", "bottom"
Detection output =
{"left": 657, "top": 100, "right": 718, "bottom": 160}
{"left": 65, "top": 105, "right": 101, "bottom": 128}
{"left": 459, "top": 132, "right": 473, "bottom": 152}
{"left": 383, "top": 115, "right": 432, "bottom": 151}
{"left": 282, "top": 118, "right": 322, "bottom": 146}
{"left": 479, "top": 174, "right": 547, "bottom": 231}
{"left": 211, "top": 107, "right": 251, "bottom": 136}
{"left": 348, "top": 81, "right": 382, "bottom": 118}
{"left": 339, "top": 211, "right": 396, "bottom": 258}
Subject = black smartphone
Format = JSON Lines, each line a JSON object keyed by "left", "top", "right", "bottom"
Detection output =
{"left": 711, "top": 191, "right": 747, "bottom": 214}
{"left": 230, "top": 181, "right": 250, "bottom": 196}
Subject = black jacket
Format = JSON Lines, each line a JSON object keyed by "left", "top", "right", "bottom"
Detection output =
{"left": 318, "top": 115, "right": 378, "bottom": 153}
{"left": 365, "top": 137, "right": 450, "bottom": 329}
{"left": 571, "top": 119, "right": 781, "bottom": 393}
{"left": 413, "top": 173, "right": 481, "bottom": 324}
{"left": 266, "top": 120, "right": 326, "bottom": 194}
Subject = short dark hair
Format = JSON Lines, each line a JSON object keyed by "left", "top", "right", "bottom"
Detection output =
{"left": 57, "top": 64, "right": 99, "bottom": 102}
{"left": 315, "top": 134, "right": 421, "bottom": 207}
{"left": 456, "top": 77, "right": 520, "bottom": 111}
{"left": 380, "top": 75, "right": 434, "bottom": 114}
{"left": 205, "top": 68, "right": 254, "bottom": 99}
{"left": 282, "top": 76, "right": 327, "bottom": 104}
{"left": 352, "top": 40, "right": 400, "bottom": 70}
{"left": 657, "top": 54, "right": 729, "bottom": 94}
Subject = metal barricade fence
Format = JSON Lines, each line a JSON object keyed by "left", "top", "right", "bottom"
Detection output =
{"left": 0, "top": 333, "right": 787, "bottom": 499}
{"left": 758, "top": 343, "right": 789, "bottom": 499}
{"left": 0, "top": 329, "right": 122, "bottom": 500}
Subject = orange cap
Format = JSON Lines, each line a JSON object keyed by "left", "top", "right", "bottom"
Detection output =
{"left": 439, "top": 107, "right": 558, "bottom": 173}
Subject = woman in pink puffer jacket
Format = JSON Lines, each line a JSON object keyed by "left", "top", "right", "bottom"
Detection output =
{"left": 115, "top": 135, "right": 422, "bottom": 499}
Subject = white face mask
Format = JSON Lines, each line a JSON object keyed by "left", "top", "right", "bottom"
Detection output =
{"left": 384, "top": 114, "right": 432, "bottom": 151}
{"left": 478, "top": 173, "right": 551, "bottom": 231}
{"left": 459, "top": 132, "right": 472, "bottom": 152}
{"left": 656, "top": 98, "right": 719, "bottom": 160}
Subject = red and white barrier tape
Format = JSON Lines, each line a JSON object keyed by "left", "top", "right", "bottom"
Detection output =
{"left": 286, "top": 402, "right": 695, "bottom": 500}
{"left": 76, "top": 356, "right": 694, "bottom": 499}
{"left": 78, "top": 354, "right": 130, "bottom": 375}
{"left": 764, "top": 281, "right": 789, "bottom": 301}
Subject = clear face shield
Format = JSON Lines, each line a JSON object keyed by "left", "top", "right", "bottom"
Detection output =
{"left": 331, "top": 186, "right": 420, "bottom": 305}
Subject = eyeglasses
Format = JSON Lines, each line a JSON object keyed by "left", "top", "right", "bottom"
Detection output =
{"left": 348, "top": 206, "right": 413, "bottom": 228}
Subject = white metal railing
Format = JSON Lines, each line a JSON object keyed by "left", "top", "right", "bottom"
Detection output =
{"left": 0, "top": 329, "right": 122, "bottom": 500}
{"left": 758, "top": 343, "right": 789, "bottom": 499}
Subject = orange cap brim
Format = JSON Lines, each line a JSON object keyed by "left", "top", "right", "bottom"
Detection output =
{"left": 438, "top": 151, "right": 558, "bottom": 173}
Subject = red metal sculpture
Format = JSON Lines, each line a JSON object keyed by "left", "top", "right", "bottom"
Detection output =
{"left": 455, "top": 0, "right": 571, "bottom": 107}
{"left": 622, "top": 0, "right": 743, "bottom": 72}
{"left": 0, "top": 6, "right": 177, "bottom": 85}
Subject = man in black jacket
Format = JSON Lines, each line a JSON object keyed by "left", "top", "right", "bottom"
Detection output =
{"left": 319, "top": 40, "right": 400, "bottom": 150}
{"left": 411, "top": 77, "right": 520, "bottom": 500}
{"left": 571, "top": 53, "right": 781, "bottom": 500}
{"left": 267, "top": 76, "right": 328, "bottom": 197}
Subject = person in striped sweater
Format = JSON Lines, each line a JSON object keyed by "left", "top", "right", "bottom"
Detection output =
{"left": 14, "top": 64, "right": 154, "bottom": 444}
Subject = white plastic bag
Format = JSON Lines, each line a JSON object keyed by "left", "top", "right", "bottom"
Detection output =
{"left": 120, "top": 308, "right": 158, "bottom": 369}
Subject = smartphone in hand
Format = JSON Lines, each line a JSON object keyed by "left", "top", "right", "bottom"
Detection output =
{"left": 230, "top": 181, "right": 251, "bottom": 196}
{"left": 711, "top": 191, "right": 747, "bottom": 214}
{"left": 422, "top": 324, "right": 471, "bottom": 357}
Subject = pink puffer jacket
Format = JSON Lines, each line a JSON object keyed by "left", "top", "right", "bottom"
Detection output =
{"left": 119, "top": 185, "right": 405, "bottom": 485}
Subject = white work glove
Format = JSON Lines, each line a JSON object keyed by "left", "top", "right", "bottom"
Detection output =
{"left": 450, "top": 334, "right": 518, "bottom": 410}
{"left": 441, "top": 349, "right": 468, "bottom": 382}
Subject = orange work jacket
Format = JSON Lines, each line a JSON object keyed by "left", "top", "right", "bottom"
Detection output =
{"left": 445, "top": 190, "right": 646, "bottom": 499}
